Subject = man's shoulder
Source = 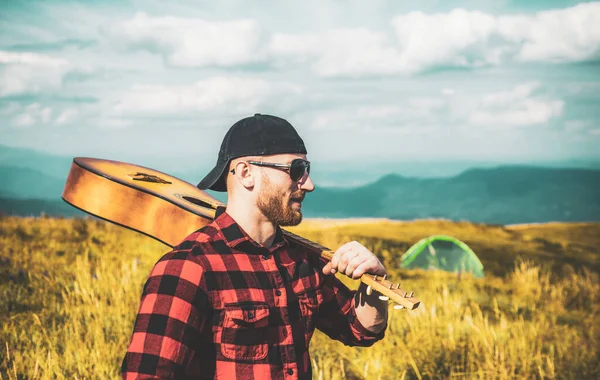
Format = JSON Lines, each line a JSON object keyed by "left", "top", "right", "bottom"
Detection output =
{"left": 148, "top": 224, "right": 224, "bottom": 284}
{"left": 168, "top": 220, "right": 218, "bottom": 247}
{"left": 157, "top": 222, "right": 229, "bottom": 264}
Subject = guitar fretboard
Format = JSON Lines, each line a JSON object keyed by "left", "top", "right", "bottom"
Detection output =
{"left": 282, "top": 229, "right": 330, "bottom": 253}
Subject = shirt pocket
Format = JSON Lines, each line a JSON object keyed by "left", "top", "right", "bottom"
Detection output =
{"left": 297, "top": 288, "right": 323, "bottom": 333}
{"left": 220, "top": 304, "right": 270, "bottom": 361}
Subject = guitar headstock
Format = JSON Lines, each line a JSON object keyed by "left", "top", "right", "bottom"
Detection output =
{"left": 361, "top": 274, "right": 420, "bottom": 310}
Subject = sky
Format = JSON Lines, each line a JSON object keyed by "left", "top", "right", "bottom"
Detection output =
{"left": 1, "top": 0, "right": 599, "bottom": 184}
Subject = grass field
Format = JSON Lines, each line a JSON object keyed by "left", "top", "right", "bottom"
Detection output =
{"left": 1, "top": 216, "right": 598, "bottom": 379}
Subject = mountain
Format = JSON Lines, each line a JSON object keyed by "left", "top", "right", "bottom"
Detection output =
{"left": 0, "top": 197, "right": 85, "bottom": 217}
{"left": 1, "top": 144, "right": 599, "bottom": 224}
{"left": 0, "top": 166, "right": 67, "bottom": 199}
{"left": 0, "top": 144, "right": 74, "bottom": 180}
{"left": 301, "top": 166, "right": 600, "bottom": 224}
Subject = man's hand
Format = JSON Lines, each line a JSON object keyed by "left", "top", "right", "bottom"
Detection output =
{"left": 322, "top": 241, "right": 386, "bottom": 279}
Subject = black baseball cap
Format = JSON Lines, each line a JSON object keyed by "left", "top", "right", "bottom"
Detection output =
{"left": 197, "top": 113, "right": 307, "bottom": 192}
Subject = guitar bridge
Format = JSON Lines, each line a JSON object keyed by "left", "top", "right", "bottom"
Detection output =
{"left": 129, "top": 172, "right": 172, "bottom": 184}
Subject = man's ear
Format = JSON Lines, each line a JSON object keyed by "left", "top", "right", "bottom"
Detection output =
{"left": 232, "top": 161, "right": 255, "bottom": 189}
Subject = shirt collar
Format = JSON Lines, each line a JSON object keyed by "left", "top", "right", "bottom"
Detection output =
{"left": 213, "top": 206, "right": 287, "bottom": 253}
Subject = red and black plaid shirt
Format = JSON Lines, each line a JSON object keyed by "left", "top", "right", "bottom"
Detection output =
{"left": 122, "top": 207, "right": 385, "bottom": 379}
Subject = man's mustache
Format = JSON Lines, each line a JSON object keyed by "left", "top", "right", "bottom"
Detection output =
{"left": 290, "top": 191, "right": 305, "bottom": 202}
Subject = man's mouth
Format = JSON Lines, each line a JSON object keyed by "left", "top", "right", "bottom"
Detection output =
{"left": 290, "top": 194, "right": 305, "bottom": 205}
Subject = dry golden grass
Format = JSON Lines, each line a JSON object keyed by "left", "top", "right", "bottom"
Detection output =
{"left": 0, "top": 216, "right": 598, "bottom": 379}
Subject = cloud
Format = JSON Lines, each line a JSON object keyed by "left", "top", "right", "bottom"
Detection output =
{"left": 269, "top": 29, "right": 404, "bottom": 77}
{"left": 101, "top": 4, "right": 600, "bottom": 77}
{"left": 0, "top": 51, "right": 71, "bottom": 96}
{"left": 564, "top": 120, "right": 590, "bottom": 133}
{"left": 391, "top": 9, "right": 500, "bottom": 72}
{"left": 308, "top": 82, "right": 565, "bottom": 134}
{"left": 107, "top": 12, "right": 264, "bottom": 67}
{"left": 10, "top": 103, "right": 79, "bottom": 128}
{"left": 468, "top": 82, "right": 564, "bottom": 127}
{"left": 54, "top": 108, "right": 79, "bottom": 125}
{"left": 311, "top": 106, "right": 402, "bottom": 131}
{"left": 309, "top": 102, "right": 444, "bottom": 133}
{"left": 498, "top": 4, "right": 600, "bottom": 63}
{"left": 112, "top": 76, "right": 302, "bottom": 116}
{"left": 272, "top": 3, "right": 600, "bottom": 77}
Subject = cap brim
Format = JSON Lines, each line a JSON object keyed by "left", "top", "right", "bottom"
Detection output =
{"left": 197, "top": 160, "right": 229, "bottom": 192}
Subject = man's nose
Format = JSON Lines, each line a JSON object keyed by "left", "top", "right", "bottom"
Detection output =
{"left": 299, "top": 174, "right": 315, "bottom": 192}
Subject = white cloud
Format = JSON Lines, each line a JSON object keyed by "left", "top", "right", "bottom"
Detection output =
{"left": 107, "top": 12, "right": 264, "bottom": 67}
{"left": 309, "top": 82, "right": 565, "bottom": 133}
{"left": 9, "top": 103, "right": 81, "bottom": 128}
{"left": 269, "top": 3, "right": 600, "bottom": 77}
{"left": 269, "top": 29, "right": 404, "bottom": 77}
{"left": 112, "top": 76, "right": 302, "bottom": 116}
{"left": 311, "top": 105, "right": 407, "bottom": 131}
{"left": 55, "top": 109, "right": 79, "bottom": 125}
{"left": 0, "top": 51, "right": 71, "bottom": 96}
{"left": 395, "top": 3, "right": 600, "bottom": 69}
{"left": 498, "top": 4, "right": 600, "bottom": 62}
{"left": 100, "top": 4, "right": 600, "bottom": 77}
{"left": 468, "top": 82, "right": 564, "bottom": 127}
{"left": 12, "top": 103, "right": 52, "bottom": 127}
{"left": 392, "top": 9, "right": 500, "bottom": 72}
{"left": 564, "top": 120, "right": 590, "bottom": 132}
{"left": 480, "top": 82, "right": 541, "bottom": 107}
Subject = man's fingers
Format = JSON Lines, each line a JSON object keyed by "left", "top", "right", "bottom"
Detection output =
{"left": 328, "top": 241, "right": 386, "bottom": 279}
{"left": 334, "top": 242, "right": 356, "bottom": 257}
{"left": 351, "top": 260, "right": 375, "bottom": 279}
{"left": 344, "top": 254, "right": 365, "bottom": 278}
{"left": 341, "top": 250, "right": 361, "bottom": 273}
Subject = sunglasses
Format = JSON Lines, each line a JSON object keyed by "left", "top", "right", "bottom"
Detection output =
{"left": 230, "top": 158, "right": 311, "bottom": 182}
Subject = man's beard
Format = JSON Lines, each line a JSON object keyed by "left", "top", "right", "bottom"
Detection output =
{"left": 257, "top": 176, "right": 304, "bottom": 226}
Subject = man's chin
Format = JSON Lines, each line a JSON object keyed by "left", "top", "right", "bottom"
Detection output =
{"left": 280, "top": 210, "right": 303, "bottom": 227}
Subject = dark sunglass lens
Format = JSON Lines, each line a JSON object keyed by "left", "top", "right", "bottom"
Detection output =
{"left": 290, "top": 159, "right": 309, "bottom": 181}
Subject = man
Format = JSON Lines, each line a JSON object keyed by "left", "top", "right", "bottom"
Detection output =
{"left": 122, "top": 114, "right": 388, "bottom": 379}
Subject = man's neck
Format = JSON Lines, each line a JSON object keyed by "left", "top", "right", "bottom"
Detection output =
{"left": 225, "top": 204, "right": 278, "bottom": 248}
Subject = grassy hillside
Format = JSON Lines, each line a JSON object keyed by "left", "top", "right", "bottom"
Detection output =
{"left": 1, "top": 216, "right": 598, "bottom": 379}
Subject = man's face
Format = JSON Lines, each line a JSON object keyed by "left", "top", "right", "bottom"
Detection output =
{"left": 256, "top": 154, "right": 314, "bottom": 226}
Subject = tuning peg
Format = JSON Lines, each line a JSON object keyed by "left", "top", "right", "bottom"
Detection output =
{"left": 388, "top": 283, "right": 393, "bottom": 289}
{"left": 393, "top": 305, "right": 404, "bottom": 310}
{"left": 378, "top": 295, "right": 390, "bottom": 301}
{"left": 406, "top": 291, "right": 414, "bottom": 298}
{"left": 366, "top": 285, "right": 373, "bottom": 295}
{"left": 373, "top": 275, "right": 378, "bottom": 281}
{"left": 382, "top": 274, "right": 387, "bottom": 280}
{"left": 395, "top": 283, "right": 401, "bottom": 290}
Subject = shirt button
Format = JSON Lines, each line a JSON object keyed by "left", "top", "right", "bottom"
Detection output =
{"left": 248, "top": 312, "right": 254, "bottom": 319}
{"left": 262, "top": 254, "right": 270, "bottom": 260}
{"left": 275, "top": 290, "right": 282, "bottom": 296}
{"left": 287, "top": 369, "right": 293, "bottom": 375}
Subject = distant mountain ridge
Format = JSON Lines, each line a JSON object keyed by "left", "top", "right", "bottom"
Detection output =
{"left": 1, "top": 144, "right": 599, "bottom": 224}
{"left": 301, "top": 166, "right": 600, "bottom": 224}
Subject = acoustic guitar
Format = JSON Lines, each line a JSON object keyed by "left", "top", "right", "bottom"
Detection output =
{"left": 62, "top": 157, "right": 420, "bottom": 310}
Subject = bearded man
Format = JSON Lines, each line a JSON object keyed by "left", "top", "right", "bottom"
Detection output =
{"left": 121, "top": 114, "right": 388, "bottom": 379}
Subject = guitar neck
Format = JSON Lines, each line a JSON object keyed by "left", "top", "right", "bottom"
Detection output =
{"left": 282, "top": 229, "right": 335, "bottom": 260}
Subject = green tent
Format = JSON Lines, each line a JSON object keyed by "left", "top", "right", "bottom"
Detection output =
{"left": 400, "top": 235, "right": 484, "bottom": 278}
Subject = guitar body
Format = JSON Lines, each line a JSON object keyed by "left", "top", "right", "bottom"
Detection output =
{"left": 62, "top": 157, "right": 225, "bottom": 247}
